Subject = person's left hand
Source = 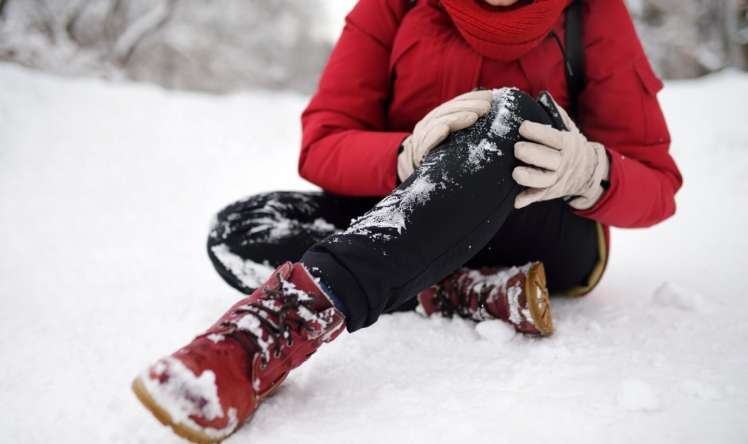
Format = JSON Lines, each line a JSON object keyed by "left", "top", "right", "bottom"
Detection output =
{"left": 512, "top": 96, "right": 610, "bottom": 210}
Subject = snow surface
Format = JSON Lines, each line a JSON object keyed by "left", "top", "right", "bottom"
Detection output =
{"left": 1, "top": 63, "right": 747, "bottom": 443}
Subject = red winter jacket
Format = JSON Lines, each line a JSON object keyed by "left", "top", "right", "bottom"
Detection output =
{"left": 299, "top": 0, "right": 682, "bottom": 232}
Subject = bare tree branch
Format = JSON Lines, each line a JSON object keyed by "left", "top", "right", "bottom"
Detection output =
{"left": 32, "top": 0, "right": 56, "bottom": 43}
{"left": 113, "top": 0, "right": 177, "bottom": 65}
{"left": 64, "top": 0, "right": 90, "bottom": 45}
{"left": 105, "top": 0, "right": 125, "bottom": 44}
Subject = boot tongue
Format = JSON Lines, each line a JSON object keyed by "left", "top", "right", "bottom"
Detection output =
{"left": 285, "top": 263, "right": 337, "bottom": 312}
{"left": 284, "top": 263, "right": 346, "bottom": 340}
{"left": 226, "top": 262, "right": 343, "bottom": 349}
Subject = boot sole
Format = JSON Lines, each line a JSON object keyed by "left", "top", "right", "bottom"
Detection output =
{"left": 132, "top": 376, "right": 233, "bottom": 444}
{"left": 525, "top": 262, "right": 554, "bottom": 336}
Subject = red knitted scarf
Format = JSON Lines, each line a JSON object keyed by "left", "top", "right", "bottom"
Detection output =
{"left": 441, "top": 0, "right": 571, "bottom": 61}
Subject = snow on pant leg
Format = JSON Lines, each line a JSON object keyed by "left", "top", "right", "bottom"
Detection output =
{"left": 207, "top": 191, "right": 379, "bottom": 292}
{"left": 466, "top": 198, "right": 599, "bottom": 293}
{"left": 302, "top": 88, "right": 556, "bottom": 332}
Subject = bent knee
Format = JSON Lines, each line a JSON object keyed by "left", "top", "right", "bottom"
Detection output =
{"left": 449, "top": 88, "right": 552, "bottom": 150}
{"left": 491, "top": 88, "right": 552, "bottom": 132}
{"left": 427, "top": 89, "right": 551, "bottom": 175}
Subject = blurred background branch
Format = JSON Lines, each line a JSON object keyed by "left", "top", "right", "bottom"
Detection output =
{"left": 0, "top": 0, "right": 746, "bottom": 94}
{"left": 0, "top": 0, "right": 334, "bottom": 93}
{"left": 627, "top": 0, "right": 748, "bottom": 78}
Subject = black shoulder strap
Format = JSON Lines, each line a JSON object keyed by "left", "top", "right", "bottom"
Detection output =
{"left": 564, "top": 0, "right": 586, "bottom": 116}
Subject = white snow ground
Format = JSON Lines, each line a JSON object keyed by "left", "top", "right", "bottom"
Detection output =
{"left": 1, "top": 62, "right": 747, "bottom": 444}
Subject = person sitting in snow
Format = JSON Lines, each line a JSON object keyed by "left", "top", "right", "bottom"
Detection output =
{"left": 132, "top": 0, "right": 682, "bottom": 442}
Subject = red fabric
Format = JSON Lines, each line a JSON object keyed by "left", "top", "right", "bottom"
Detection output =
{"left": 441, "top": 0, "right": 571, "bottom": 61}
{"left": 299, "top": 0, "right": 682, "bottom": 235}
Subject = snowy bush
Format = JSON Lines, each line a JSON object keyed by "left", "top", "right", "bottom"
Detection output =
{"left": 626, "top": 0, "right": 748, "bottom": 78}
{"left": 0, "top": 0, "right": 746, "bottom": 92}
{"left": 0, "top": 0, "right": 332, "bottom": 93}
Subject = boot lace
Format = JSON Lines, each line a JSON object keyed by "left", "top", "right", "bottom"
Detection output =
{"left": 433, "top": 274, "right": 492, "bottom": 322}
{"left": 217, "top": 274, "right": 323, "bottom": 368}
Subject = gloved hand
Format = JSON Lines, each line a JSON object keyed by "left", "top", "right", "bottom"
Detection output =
{"left": 398, "top": 90, "right": 494, "bottom": 181}
{"left": 512, "top": 94, "right": 610, "bottom": 210}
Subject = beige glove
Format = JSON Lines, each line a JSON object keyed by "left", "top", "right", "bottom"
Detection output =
{"left": 512, "top": 99, "right": 610, "bottom": 210}
{"left": 398, "top": 90, "right": 494, "bottom": 181}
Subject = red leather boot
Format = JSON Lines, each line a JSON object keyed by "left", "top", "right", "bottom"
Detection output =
{"left": 132, "top": 262, "right": 345, "bottom": 443}
{"left": 417, "top": 262, "right": 553, "bottom": 336}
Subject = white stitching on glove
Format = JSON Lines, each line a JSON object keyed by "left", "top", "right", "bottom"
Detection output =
{"left": 398, "top": 90, "right": 494, "bottom": 182}
{"left": 512, "top": 97, "right": 610, "bottom": 210}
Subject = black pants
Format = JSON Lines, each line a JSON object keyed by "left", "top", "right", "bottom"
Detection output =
{"left": 208, "top": 89, "right": 599, "bottom": 332}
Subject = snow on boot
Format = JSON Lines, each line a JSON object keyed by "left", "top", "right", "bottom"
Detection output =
{"left": 417, "top": 262, "right": 553, "bottom": 336}
{"left": 131, "top": 262, "right": 345, "bottom": 444}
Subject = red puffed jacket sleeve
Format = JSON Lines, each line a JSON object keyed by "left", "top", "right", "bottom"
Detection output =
{"left": 574, "top": 0, "right": 683, "bottom": 228}
{"left": 299, "top": 0, "right": 410, "bottom": 196}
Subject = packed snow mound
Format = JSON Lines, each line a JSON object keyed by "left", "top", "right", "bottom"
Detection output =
{"left": 617, "top": 379, "right": 661, "bottom": 412}
{"left": 652, "top": 281, "right": 708, "bottom": 312}
{"left": 1, "top": 64, "right": 748, "bottom": 443}
{"left": 475, "top": 319, "right": 517, "bottom": 343}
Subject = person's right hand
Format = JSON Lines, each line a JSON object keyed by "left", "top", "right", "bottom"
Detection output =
{"left": 397, "top": 90, "right": 494, "bottom": 181}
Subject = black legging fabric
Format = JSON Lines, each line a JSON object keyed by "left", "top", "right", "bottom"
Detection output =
{"left": 208, "top": 89, "right": 599, "bottom": 332}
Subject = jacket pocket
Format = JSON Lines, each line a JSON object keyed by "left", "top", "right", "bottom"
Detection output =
{"left": 388, "top": 29, "right": 444, "bottom": 128}
{"left": 389, "top": 38, "right": 419, "bottom": 76}
{"left": 633, "top": 58, "right": 669, "bottom": 144}
{"left": 634, "top": 57, "right": 664, "bottom": 96}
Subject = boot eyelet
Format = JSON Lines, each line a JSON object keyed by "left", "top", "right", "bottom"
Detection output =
{"left": 286, "top": 336, "right": 294, "bottom": 347}
{"left": 273, "top": 349, "right": 282, "bottom": 359}
{"left": 260, "top": 358, "right": 269, "bottom": 369}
